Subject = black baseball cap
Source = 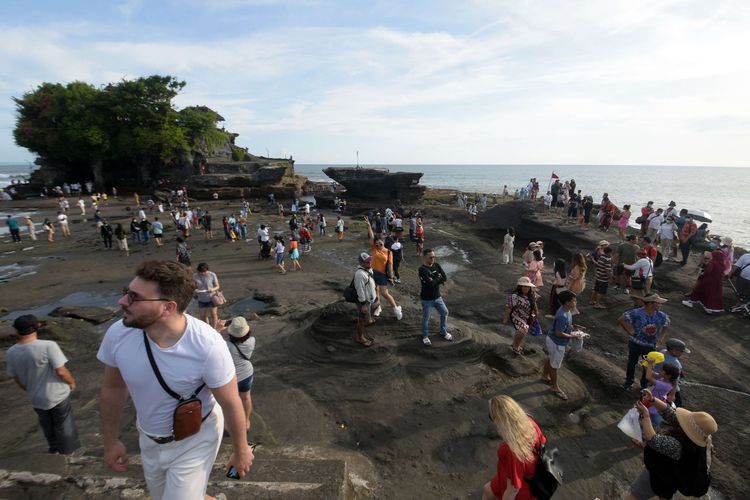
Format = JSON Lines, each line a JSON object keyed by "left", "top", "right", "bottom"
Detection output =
{"left": 13, "top": 314, "right": 38, "bottom": 335}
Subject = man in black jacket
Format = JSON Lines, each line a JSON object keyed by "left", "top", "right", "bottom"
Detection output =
{"left": 418, "top": 249, "right": 453, "bottom": 346}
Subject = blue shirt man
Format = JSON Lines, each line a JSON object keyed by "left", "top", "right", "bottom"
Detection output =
{"left": 618, "top": 293, "right": 671, "bottom": 389}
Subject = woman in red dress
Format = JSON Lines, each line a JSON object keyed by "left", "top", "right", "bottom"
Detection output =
{"left": 482, "top": 395, "right": 546, "bottom": 500}
{"left": 683, "top": 250, "right": 725, "bottom": 314}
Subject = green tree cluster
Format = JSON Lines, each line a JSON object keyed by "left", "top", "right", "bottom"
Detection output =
{"left": 13, "top": 75, "right": 228, "bottom": 189}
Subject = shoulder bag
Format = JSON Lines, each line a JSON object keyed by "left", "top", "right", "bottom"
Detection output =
{"left": 211, "top": 291, "right": 226, "bottom": 306}
{"left": 143, "top": 331, "right": 206, "bottom": 441}
{"left": 231, "top": 341, "right": 251, "bottom": 361}
{"left": 527, "top": 421, "right": 564, "bottom": 499}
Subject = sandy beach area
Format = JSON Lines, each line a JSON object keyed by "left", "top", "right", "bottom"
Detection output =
{"left": 1, "top": 192, "right": 747, "bottom": 499}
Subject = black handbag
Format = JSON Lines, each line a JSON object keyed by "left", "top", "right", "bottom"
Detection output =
{"left": 527, "top": 423, "right": 563, "bottom": 500}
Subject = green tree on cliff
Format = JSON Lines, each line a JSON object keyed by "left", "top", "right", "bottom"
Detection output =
{"left": 13, "top": 75, "right": 226, "bottom": 189}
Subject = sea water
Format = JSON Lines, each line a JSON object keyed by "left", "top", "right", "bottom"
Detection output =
{"left": 2, "top": 163, "right": 747, "bottom": 247}
{"left": 298, "top": 164, "right": 749, "bottom": 247}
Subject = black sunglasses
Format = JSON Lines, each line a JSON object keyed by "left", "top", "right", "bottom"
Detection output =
{"left": 121, "top": 287, "right": 170, "bottom": 305}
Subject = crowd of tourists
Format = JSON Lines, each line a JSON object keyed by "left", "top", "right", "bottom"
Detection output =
{"left": 5, "top": 178, "right": 742, "bottom": 500}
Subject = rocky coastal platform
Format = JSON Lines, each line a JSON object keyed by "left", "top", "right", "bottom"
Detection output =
{"left": 0, "top": 193, "right": 747, "bottom": 498}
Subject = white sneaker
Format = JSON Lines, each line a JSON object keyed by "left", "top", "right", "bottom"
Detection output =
{"left": 394, "top": 305, "right": 403, "bottom": 320}
{"left": 442, "top": 332, "right": 453, "bottom": 341}
{"left": 422, "top": 337, "right": 432, "bottom": 346}
{"left": 681, "top": 300, "right": 694, "bottom": 308}
{"left": 373, "top": 305, "right": 382, "bottom": 317}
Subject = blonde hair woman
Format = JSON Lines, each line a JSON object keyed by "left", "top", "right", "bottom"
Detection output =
{"left": 483, "top": 395, "right": 546, "bottom": 500}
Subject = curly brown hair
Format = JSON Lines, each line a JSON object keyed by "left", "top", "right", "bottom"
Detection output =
{"left": 135, "top": 260, "right": 196, "bottom": 313}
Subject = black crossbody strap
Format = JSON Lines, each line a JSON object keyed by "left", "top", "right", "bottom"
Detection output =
{"left": 143, "top": 331, "right": 205, "bottom": 401}
{"left": 231, "top": 341, "right": 251, "bottom": 362}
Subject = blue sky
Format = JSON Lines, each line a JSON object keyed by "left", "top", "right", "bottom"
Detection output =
{"left": 1, "top": 0, "right": 749, "bottom": 166}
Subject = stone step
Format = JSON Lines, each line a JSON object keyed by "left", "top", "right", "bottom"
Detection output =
{"left": 0, "top": 447, "right": 349, "bottom": 499}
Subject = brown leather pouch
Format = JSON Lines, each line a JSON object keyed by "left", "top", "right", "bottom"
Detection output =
{"left": 173, "top": 397, "right": 203, "bottom": 441}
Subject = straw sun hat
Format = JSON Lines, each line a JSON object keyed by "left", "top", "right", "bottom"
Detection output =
{"left": 675, "top": 408, "right": 717, "bottom": 447}
{"left": 227, "top": 317, "right": 250, "bottom": 338}
{"left": 516, "top": 277, "right": 537, "bottom": 288}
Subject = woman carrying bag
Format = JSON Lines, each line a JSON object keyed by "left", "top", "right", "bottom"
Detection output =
{"left": 624, "top": 249, "right": 654, "bottom": 296}
{"left": 502, "top": 277, "right": 539, "bottom": 355}
{"left": 224, "top": 317, "right": 256, "bottom": 431}
{"left": 194, "top": 262, "right": 222, "bottom": 329}
{"left": 482, "top": 395, "right": 547, "bottom": 500}
{"left": 627, "top": 391, "right": 717, "bottom": 500}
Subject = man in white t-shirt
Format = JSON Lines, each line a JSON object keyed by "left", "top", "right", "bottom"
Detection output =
{"left": 97, "top": 260, "right": 253, "bottom": 499}
{"left": 658, "top": 216, "right": 678, "bottom": 261}
{"left": 646, "top": 208, "right": 664, "bottom": 243}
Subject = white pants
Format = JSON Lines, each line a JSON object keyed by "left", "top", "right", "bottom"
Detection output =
{"left": 139, "top": 405, "right": 224, "bottom": 500}
{"left": 546, "top": 335, "right": 567, "bottom": 369}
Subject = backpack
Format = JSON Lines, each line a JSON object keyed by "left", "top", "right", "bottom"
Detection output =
{"left": 527, "top": 425, "right": 563, "bottom": 500}
{"left": 343, "top": 279, "right": 359, "bottom": 303}
{"left": 344, "top": 269, "right": 369, "bottom": 303}
{"left": 654, "top": 251, "right": 663, "bottom": 268}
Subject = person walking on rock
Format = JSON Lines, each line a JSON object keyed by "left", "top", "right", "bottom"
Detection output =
{"left": 365, "top": 217, "right": 403, "bottom": 321}
{"left": 24, "top": 215, "right": 37, "bottom": 241}
{"left": 97, "top": 260, "right": 253, "bottom": 499}
{"left": 353, "top": 252, "right": 378, "bottom": 347}
{"left": 100, "top": 219, "right": 114, "bottom": 249}
{"left": 482, "top": 395, "right": 547, "bottom": 500}
{"left": 541, "top": 290, "right": 583, "bottom": 400}
{"left": 418, "top": 248, "right": 453, "bottom": 346}
{"left": 502, "top": 277, "right": 539, "bottom": 355}
{"left": 194, "top": 262, "right": 222, "bottom": 329}
{"left": 501, "top": 228, "right": 515, "bottom": 264}
{"left": 223, "top": 317, "right": 256, "bottom": 431}
{"left": 618, "top": 293, "right": 671, "bottom": 390}
{"left": 152, "top": 217, "right": 164, "bottom": 247}
{"left": 678, "top": 214, "right": 698, "bottom": 266}
{"left": 626, "top": 396, "right": 716, "bottom": 500}
{"left": 114, "top": 223, "right": 129, "bottom": 256}
{"left": 7, "top": 314, "right": 81, "bottom": 454}
{"left": 6, "top": 214, "right": 21, "bottom": 242}
{"left": 335, "top": 216, "right": 345, "bottom": 241}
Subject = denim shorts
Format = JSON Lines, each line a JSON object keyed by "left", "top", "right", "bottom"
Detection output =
{"left": 373, "top": 270, "right": 389, "bottom": 286}
{"left": 275, "top": 253, "right": 284, "bottom": 265}
{"left": 237, "top": 374, "right": 254, "bottom": 393}
{"left": 198, "top": 301, "right": 214, "bottom": 309}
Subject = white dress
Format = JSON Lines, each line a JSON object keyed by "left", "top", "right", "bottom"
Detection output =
{"left": 502, "top": 234, "right": 515, "bottom": 264}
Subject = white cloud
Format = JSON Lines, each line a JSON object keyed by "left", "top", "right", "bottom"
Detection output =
{"left": 1, "top": 0, "right": 749, "bottom": 165}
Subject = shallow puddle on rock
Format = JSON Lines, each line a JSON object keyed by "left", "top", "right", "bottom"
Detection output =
{"left": 0, "top": 263, "right": 38, "bottom": 283}
{"left": 433, "top": 245, "right": 455, "bottom": 257}
{"left": 1, "top": 291, "right": 120, "bottom": 320}
{"left": 229, "top": 297, "right": 269, "bottom": 315}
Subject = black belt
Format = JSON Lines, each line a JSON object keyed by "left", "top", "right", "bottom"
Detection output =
{"left": 147, "top": 410, "right": 213, "bottom": 444}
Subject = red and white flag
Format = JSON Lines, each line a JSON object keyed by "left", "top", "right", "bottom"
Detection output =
{"left": 551, "top": 172, "right": 559, "bottom": 179}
